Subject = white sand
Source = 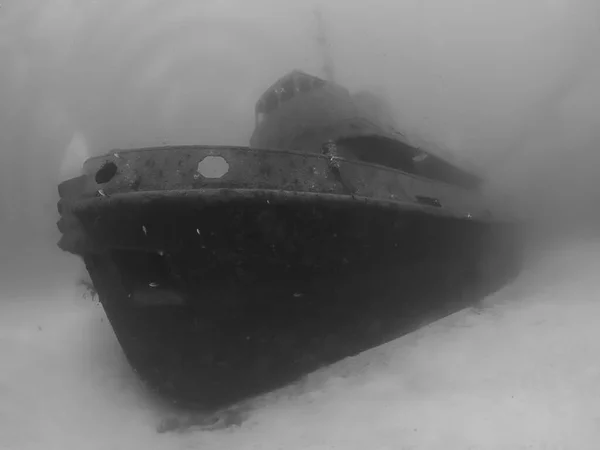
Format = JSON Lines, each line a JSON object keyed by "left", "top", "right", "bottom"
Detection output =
{"left": 1, "top": 237, "right": 599, "bottom": 450}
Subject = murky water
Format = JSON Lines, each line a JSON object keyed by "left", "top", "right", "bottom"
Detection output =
{"left": 3, "top": 1, "right": 600, "bottom": 448}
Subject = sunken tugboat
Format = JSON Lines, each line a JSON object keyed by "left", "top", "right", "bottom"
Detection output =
{"left": 57, "top": 70, "right": 522, "bottom": 410}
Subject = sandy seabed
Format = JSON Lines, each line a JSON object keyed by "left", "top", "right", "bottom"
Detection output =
{"left": 1, "top": 237, "right": 599, "bottom": 450}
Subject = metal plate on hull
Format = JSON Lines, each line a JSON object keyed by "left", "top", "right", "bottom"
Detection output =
{"left": 69, "top": 146, "right": 505, "bottom": 222}
{"left": 79, "top": 201, "right": 520, "bottom": 410}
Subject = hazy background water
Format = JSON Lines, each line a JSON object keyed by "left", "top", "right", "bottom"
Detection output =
{"left": 2, "top": 0, "right": 600, "bottom": 448}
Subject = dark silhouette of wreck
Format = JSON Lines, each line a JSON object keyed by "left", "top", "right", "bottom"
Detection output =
{"left": 57, "top": 69, "right": 522, "bottom": 412}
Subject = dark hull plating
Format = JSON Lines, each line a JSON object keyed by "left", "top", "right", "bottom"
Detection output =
{"left": 57, "top": 146, "right": 522, "bottom": 410}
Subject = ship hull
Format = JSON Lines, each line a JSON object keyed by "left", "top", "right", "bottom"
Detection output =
{"left": 57, "top": 146, "right": 522, "bottom": 410}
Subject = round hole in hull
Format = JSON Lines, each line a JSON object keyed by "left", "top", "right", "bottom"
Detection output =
{"left": 95, "top": 161, "right": 118, "bottom": 184}
{"left": 197, "top": 156, "right": 229, "bottom": 179}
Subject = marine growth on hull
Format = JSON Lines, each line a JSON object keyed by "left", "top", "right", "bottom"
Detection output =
{"left": 56, "top": 70, "right": 522, "bottom": 411}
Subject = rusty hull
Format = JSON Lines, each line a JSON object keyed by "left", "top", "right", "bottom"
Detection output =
{"left": 57, "top": 145, "right": 522, "bottom": 410}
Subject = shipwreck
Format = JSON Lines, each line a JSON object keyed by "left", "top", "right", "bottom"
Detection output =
{"left": 56, "top": 13, "right": 522, "bottom": 411}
